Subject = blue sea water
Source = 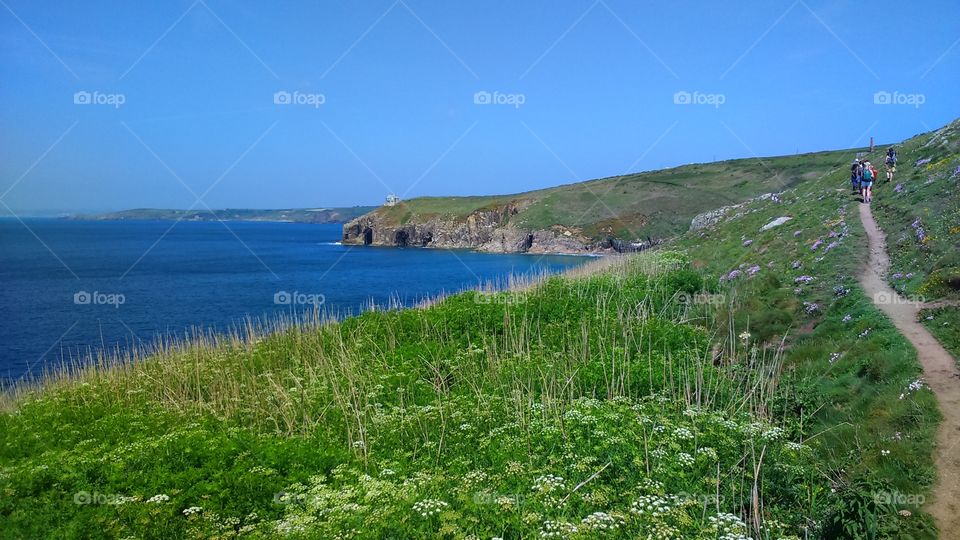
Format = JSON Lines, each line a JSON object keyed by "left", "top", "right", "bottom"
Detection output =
{"left": 0, "top": 219, "right": 586, "bottom": 384}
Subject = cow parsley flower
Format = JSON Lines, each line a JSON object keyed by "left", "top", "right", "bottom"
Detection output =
{"left": 532, "top": 474, "right": 565, "bottom": 493}
{"left": 539, "top": 520, "right": 578, "bottom": 539}
{"left": 412, "top": 499, "right": 448, "bottom": 518}
{"left": 580, "top": 512, "right": 620, "bottom": 531}
{"left": 631, "top": 495, "right": 673, "bottom": 517}
{"left": 147, "top": 494, "right": 170, "bottom": 504}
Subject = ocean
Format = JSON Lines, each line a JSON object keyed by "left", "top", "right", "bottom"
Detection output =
{"left": 0, "top": 219, "right": 587, "bottom": 384}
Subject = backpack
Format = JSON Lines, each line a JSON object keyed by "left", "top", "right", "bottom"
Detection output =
{"left": 863, "top": 167, "right": 874, "bottom": 181}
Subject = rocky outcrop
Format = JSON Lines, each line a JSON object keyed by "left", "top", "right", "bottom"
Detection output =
{"left": 342, "top": 204, "right": 660, "bottom": 254}
{"left": 689, "top": 193, "right": 780, "bottom": 231}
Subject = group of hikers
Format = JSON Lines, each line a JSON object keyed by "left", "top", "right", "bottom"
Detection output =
{"left": 850, "top": 146, "right": 897, "bottom": 203}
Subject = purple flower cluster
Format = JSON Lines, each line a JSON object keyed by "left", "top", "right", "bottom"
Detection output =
{"left": 906, "top": 272, "right": 913, "bottom": 278}
{"left": 894, "top": 183, "right": 904, "bottom": 193}
{"left": 791, "top": 260, "right": 802, "bottom": 269}
{"left": 793, "top": 230, "right": 802, "bottom": 237}
{"left": 721, "top": 269, "right": 742, "bottom": 282}
{"left": 833, "top": 286, "right": 850, "bottom": 297}
{"left": 915, "top": 157, "right": 931, "bottom": 166}
{"left": 811, "top": 239, "right": 824, "bottom": 251}
{"left": 795, "top": 275, "right": 815, "bottom": 284}
{"left": 892, "top": 272, "right": 904, "bottom": 279}
{"left": 842, "top": 314, "right": 852, "bottom": 323}
{"left": 747, "top": 265, "right": 761, "bottom": 276}
{"left": 912, "top": 218, "right": 926, "bottom": 243}
{"left": 803, "top": 301, "right": 819, "bottom": 314}
{"left": 824, "top": 241, "right": 839, "bottom": 253}
{"left": 743, "top": 239, "right": 753, "bottom": 247}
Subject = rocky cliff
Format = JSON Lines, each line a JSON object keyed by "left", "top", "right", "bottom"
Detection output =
{"left": 342, "top": 203, "right": 657, "bottom": 254}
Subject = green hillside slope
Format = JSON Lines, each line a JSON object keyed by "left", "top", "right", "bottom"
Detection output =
{"left": 2, "top": 120, "right": 957, "bottom": 538}
{"left": 374, "top": 148, "right": 863, "bottom": 241}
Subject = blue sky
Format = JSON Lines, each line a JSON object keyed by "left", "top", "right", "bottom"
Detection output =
{"left": 1, "top": 0, "right": 958, "bottom": 213}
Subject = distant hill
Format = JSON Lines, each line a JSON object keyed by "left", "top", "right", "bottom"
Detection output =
{"left": 343, "top": 148, "right": 864, "bottom": 253}
{"left": 70, "top": 206, "right": 377, "bottom": 224}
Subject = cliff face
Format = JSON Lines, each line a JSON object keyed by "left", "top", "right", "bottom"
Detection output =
{"left": 342, "top": 204, "right": 657, "bottom": 254}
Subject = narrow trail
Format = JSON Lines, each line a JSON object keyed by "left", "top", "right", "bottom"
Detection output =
{"left": 858, "top": 203, "right": 960, "bottom": 537}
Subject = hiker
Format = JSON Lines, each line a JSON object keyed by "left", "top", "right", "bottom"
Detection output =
{"left": 861, "top": 160, "right": 875, "bottom": 203}
{"left": 850, "top": 159, "right": 862, "bottom": 193}
{"left": 885, "top": 146, "right": 897, "bottom": 182}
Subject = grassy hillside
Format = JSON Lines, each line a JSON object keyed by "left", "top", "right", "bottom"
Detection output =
{"left": 375, "top": 149, "right": 862, "bottom": 240}
{"left": 2, "top": 121, "right": 957, "bottom": 538}
{"left": 867, "top": 120, "right": 960, "bottom": 365}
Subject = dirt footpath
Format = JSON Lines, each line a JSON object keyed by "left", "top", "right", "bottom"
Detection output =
{"left": 859, "top": 203, "right": 960, "bottom": 538}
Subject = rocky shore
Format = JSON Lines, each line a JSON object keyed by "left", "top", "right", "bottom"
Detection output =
{"left": 342, "top": 204, "right": 659, "bottom": 255}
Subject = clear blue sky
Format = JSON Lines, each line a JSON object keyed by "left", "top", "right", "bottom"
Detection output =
{"left": 1, "top": 0, "right": 958, "bottom": 213}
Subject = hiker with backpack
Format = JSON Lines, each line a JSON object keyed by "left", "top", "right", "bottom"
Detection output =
{"left": 885, "top": 147, "right": 897, "bottom": 182}
{"left": 850, "top": 159, "right": 862, "bottom": 193}
{"left": 861, "top": 160, "right": 876, "bottom": 203}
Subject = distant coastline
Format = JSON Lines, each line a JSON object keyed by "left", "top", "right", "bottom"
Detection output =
{"left": 66, "top": 206, "right": 377, "bottom": 225}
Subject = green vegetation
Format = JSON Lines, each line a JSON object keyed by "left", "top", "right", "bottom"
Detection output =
{"left": 920, "top": 305, "right": 960, "bottom": 366}
{"left": 3, "top": 121, "right": 957, "bottom": 538}
{"left": 72, "top": 206, "right": 378, "bottom": 224}
{"left": 871, "top": 119, "right": 960, "bottom": 303}
{"left": 374, "top": 149, "right": 861, "bottom": 241}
